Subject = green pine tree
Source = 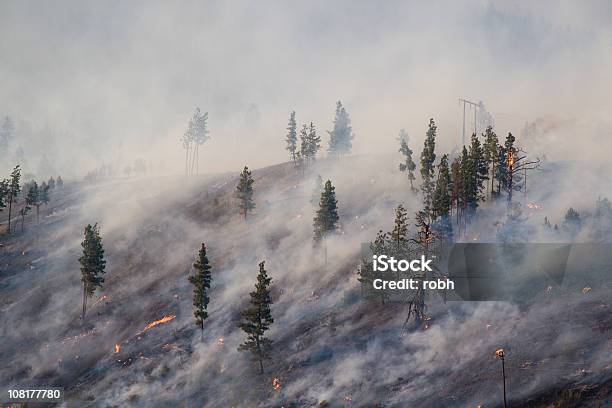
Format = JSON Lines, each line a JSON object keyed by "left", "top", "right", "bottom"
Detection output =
{"left": 327, "top": 101, "right": 353, "bottom": 156}
{"left": 236, "top": 166, "right": 255, "bottom": 220}
{"left": 482, "top": 126, "right": 499, "bottom": 196}
{"left": 398, "top": 129, "right": 417, "bottom": 192}
{"left": 307, "top": 122, "right": 321, "bottom": 161}
{"left": 0, "top": 178, "right": 8, "bottom": 213}
{"left": 238, "top": 261, "right": 274, "bottom": 374}
{"left": 285, "top": 111, "right": 298, "bottom": 163}
{"left": 420, "top": 119, "right": 437, "bottom": 220}
{"left": 188, "top": 243, "right": 212, "bottom": 339}
{"left": 7, "top": 165, "right": 21, "bottom": 234}
{"left": 79, "top": 223, "right": 106, "bottom": 321}
{"left": 432, "top": 154, "right": 453, "bottom": 241}
{"left": 313, "top": 180, "right": 340, "bottom": 242}
{"left": 28, "top": 181, "right": 42, "bottom": 223}
{"left": 466, "top": 133, "right": 488, "bottom": 214}
{"left": 299, "top": 124, "right": 310, "bottom": 167}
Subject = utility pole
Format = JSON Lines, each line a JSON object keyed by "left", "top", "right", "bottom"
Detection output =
{"left": 495, "top": 348, "right": 508, "bottom": 408}
{"left": 459, "top": 98, "right": 479, "bottom": 146}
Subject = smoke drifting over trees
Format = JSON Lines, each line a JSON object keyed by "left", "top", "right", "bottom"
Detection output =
{"left": 0, "top": 1, "right": 611, "bottom": 407}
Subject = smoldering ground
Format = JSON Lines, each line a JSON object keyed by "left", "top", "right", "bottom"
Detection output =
{"left": 0, "top": 154, "right": 610, "bottom": 407}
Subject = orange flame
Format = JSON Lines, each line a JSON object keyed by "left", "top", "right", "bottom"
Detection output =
{"left": 527, "top": 202, "right": 543, "bottom": 209}
{"left": 217, "top": 337, "right": 225, "bottom": 346}
{"left": 272, "top": 378, "right": 281, "bottom": 391}
{"left": 508, "top": 149, "right": 514, "bottom": 167}
{"left": 495, "top": 348, "right": 505, "bottom": 358}
{"left": 115, "top": 344, "right": 121, "bottom": 353}
{"left": 92, "top": 295, "right": 109, "bottom": 307}
{"left": 140, "top": 315, "right": 176, "bottom": 334}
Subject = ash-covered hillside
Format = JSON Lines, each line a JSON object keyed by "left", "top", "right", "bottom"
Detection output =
{"left": 0, "top": 156, "right": 611, "bottom": 408}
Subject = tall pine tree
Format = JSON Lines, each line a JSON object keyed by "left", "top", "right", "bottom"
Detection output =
{"left": 432, "top": 154, "right": 453, "bottom": 241}
{"left": 285, "top": 111, "right": 297, "bottom": 163}
{"left": 7, "top": 165, "right": 21, "bottom": 234}
{"left": 482, "top": 126, "right": 499, "bottom": 196}
{"left": 420, "top": 119, "right": 437, "bottom": 220}
{"left": 79, "top": 223, "right": 106, "bottom": 321}
{"left": 398, "top": 129, "right": 417, "bottom": 192}
{"left": 327, "top": 101, "right": 353, "bottom": 156}
{"left": 189, "top": 243, "right": 212, "bottom": 339}
{"left": 313, "top": 180, "right": 340, "bottom": 242}
{"left": 236, "top": 166, "right": 255, "bottom": 220}
{"left": 307, "top": 122, "right": 321, "bottom": 161}
{"left": 238, "top": 261, "right": 274, "bottom": 374}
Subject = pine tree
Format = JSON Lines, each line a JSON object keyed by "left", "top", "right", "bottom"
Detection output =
{"left": 466, "top": 133, "right": 488, "bottom": 214}
{"left": 40, "top": 182, "right": 50, "bottom": 208}
{"left": 236, "top": 166, "right": 255, "bottom": 220}
{"left": 307, "top": 122, "right": 321, "bottom": 161}
{"left": 406, "top": 210, "right": 436, "bottom": 325}
{"left": 398, "top": 129, "right": 417, "bottom": 192}
{"left": 450, "top": 157, "right": 461, "bottom": 228}
{"left": 390, "top": 204, "right": 409, "bottom": 247}
{"left": 299, "top": 124, "right": 309, "bottom": 167}
{"left": 327, "top": 101, "right": 353, "bottom": 156}
{"left": 48, "top": 177, "right": 56, "bottom": 190}
{"left": 563, "top": 207, "right": 581, "bottom": 237}
{"left": 495, "top": 144, "right": 508, "bottom": 197}
{"left": 0, "top": 178, "right": 8, "bottom": 213}
{"left": 432, "top": 154, "right": 453, "bottom": 241}
{"left": 188, "top": 243, "right": 212, "bottom": 339}
{"left": 420, "top": 119, "right": 437, "bottom": 220}
{"left": 238, "top": 261, "right": 274, "bottom": 374}
{"left": 458, "top": 146, "right": 470, "bottom": 233}
{"left": 7, "top": 165, "right": 21, "bottom": 234}
{"left": 482, "top": 126, "right": 499, "bottom": 196}
{"left": 79, "top": 223, "right": 106, "bottom": 321}
{"left": 389, "top": 204, "right": 411, "bottom": 274}
{"left": 27, "top": 181, "right": 40, "bottom": 224}
{"left": 313, "top": 180, "right": 340, "bottom": 242}
{"left": 57, "top": 176, "right": 64, "bottom": 188}
{"left": 285, "top": 111, "right": 298, "bottom": 163}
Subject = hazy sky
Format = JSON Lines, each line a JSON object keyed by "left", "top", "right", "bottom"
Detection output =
{"left": 1, "top": 1, "right": 611, "bottom": 174}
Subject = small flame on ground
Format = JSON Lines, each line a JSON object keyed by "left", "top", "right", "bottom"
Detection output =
{"left": 527, "top": 202, "right": 543, "bottom": 209}
{"left": 272, "top": 378, "right": 281, "bottom": 390}
{"left": 139, "top": 315, "right": 176, "bottom": 334}
{"left": 92, "top": 295, "right": 109, "bottom": 307}
{"left": 582, "top": 287, "right": 592, "bottom": 294}
{"left": 217, "top": 337, "right": 224, "bottom": 346}
{"left": 114, "top": 344, "right": 121, "bottom": 353}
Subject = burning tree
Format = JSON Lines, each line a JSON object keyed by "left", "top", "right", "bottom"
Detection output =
{"left": 238, "top": 261, "right": 274, "bottom": 374}
{"left": 79, "top": 223, "right": 106, "bottom": 321}
{"left": 497, "top": 133, "right": 541, "bottom": 204}
{"left": 188, "top": 243, "right": 212, "bottom": 339}
{"left": 236, "top": 166, "right": 255, "bottom": 220}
